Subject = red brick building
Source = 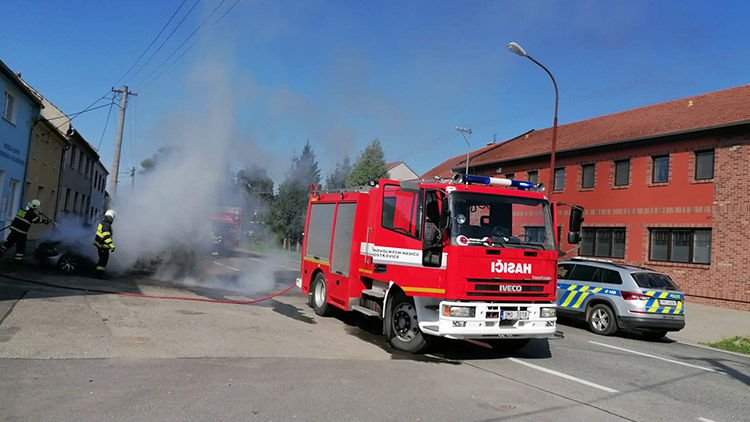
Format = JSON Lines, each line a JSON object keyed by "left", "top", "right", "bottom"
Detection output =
{"left": 422, "top": 85, "right": 750, "bottom": 311}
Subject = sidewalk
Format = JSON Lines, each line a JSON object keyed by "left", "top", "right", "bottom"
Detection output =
{"left": 668, "top": 301, "right": 750, "bottom": 345}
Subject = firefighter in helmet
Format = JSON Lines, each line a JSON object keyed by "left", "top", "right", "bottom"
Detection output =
{"left": 93, "top": 209, "right": 116, "bottom": 278}
{"left": 1, "top": 199, "right": 50, "bottom": 264}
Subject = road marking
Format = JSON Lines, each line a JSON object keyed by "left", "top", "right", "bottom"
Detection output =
{"left": 697, "top": 417, "right": 719, "bottom": 422}
{"left": 213, "top": 261, "right": 225, "bottom": 267}
{"left": 226, "top": 265, "right": 239, "bottom": 271}
{"left": 508, "top": 358, "right": 619, "bottom": 393}
{"left": 589, "top": 341, "right": 727, "bottom": 374}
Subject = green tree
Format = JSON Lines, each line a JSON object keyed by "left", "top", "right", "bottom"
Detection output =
{"left": 268, "top": 141, "right": 321, "bottom": 249}
{"left": 139, "top": 146, "right": 174, "bottom": 175}
{"left": 346, "top": 138, "right": 389, "bottom": 187}
{"left": 325, "top": 155, "right": 352, "bottom": 191}
{"left": 236, "top": 165, "right": 275, "bottom": 224}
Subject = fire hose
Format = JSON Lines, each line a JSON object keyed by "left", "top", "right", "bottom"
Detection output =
{"left": 0, "top": 271, "right": 296, "bottom": 305}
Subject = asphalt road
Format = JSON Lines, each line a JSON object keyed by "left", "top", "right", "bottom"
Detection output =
{"left": 0, "top": 251, "right": 747, "bottom": 422}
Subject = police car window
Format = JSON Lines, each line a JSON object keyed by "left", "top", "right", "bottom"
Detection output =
{"left": 594, "top": 268, "right": 622, "bottom": 285}
{"left": 632, "top": 272, "right": 679, "bottom": 290}
{"left": 568, "top": 264, "right": 597, "bottom": 282}
{"left": 557, "top": 264, "right": 574, "bottom": 279}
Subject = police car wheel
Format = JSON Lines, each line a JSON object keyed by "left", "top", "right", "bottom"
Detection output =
{"left": 385, "top": 291, "right": 429, "bottom": 353}
{"left": 587, "top": 304, "right": 617, "bottom": 336}
{"left": 311, "top": 273, "right": 331, "bottom": 317}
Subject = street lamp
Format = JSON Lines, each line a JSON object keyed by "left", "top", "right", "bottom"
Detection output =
{"left": 507, "top": 41, "right": 558, "bottom": 204}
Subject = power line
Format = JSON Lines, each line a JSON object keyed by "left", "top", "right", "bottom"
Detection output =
{"left": 139, "top": 0, "right": 241, "bottom": 90}
{"left": 41, "top": 92, "right": 114, "bottom": 137}
{"left": 135, "top": 0, "right": 237, "bottom": 89}
{"left": 97, "top": 95, "right": 117, "bottom": 150}
{"left": 123, "top": 0, "right": 202, "bottom": 85}
{"left": 115, "top": 0, "right": 189, "bottom": 85}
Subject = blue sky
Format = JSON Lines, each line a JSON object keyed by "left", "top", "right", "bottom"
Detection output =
{"left": 3, "top": 0, "right": 749, "bottom": 183}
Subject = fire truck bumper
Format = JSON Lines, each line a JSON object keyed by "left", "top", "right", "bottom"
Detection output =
{"left": 419, "top": 301, "right": 557, "bottom": 340}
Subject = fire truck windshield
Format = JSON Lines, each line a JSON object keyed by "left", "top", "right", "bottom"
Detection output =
{"left": 447, "top": 192, "right": 555, "bottom": 250}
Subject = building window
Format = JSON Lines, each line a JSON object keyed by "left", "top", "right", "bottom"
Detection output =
{"left": 614, "top": 160, "right": 629, "bottom": 186}
{"left": 3, "top": 91, "right": 16, "bottom": 124}
{"left": 505, "top": 173, "right": 515, "bottom": 180}
{"left": 527, "top": 171, "right": 538, "bottom": 185}
{"left": 554, "top": 168, "right": 565, "bottom": 191}
{"left": 581, "top": 164, "right": 595, "bottom": 189}
{"left": 579, "top": 228, "right": 625, "bottom": 259}
{"left": 652, "top": 155, "right": 669, "bottom": 183}
{"left": 695, "top": 150, "right": 714, "bottom": 180}
{"left": 649, "top": 228, "right": 711, "bottom": 264}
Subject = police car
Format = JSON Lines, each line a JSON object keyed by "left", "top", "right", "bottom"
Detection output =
{"left": 556, "top": 257, "right": 685, "bottom": 339}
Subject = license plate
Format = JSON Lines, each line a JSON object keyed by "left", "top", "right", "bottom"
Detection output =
{"left": 659, "top": 300, "right": 678, "bottom": 307}
{"left": 501, "top": 311, "right": 529, "bottom": 320}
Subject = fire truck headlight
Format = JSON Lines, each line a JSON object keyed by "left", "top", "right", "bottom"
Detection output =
{"left": 541, "top": 307, "right": 556, "bottom": 318}
{"left": 442, "top": 305, "right": 475, "bottom": 318}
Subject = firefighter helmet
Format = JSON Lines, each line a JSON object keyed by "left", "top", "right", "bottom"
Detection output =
{"left": 104, "top": 209, "right": 116, "bottom": 222}
{"left": 29, "top": 199, "right": 41, "bottom": 209}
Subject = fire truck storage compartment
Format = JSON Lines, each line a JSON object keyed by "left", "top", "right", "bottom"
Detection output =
{"left": 331, "top": 202, "right": 357, "bottom": 277}
{"left": 306, "top": 203, "right": 335, "bottom": 264}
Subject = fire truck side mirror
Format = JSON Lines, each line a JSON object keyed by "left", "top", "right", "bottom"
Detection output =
{"left": 567, "top": 232, "right": 582, "bottom": 244}
{"left": 569, "top": 206, "right": 584, "bottom": 232}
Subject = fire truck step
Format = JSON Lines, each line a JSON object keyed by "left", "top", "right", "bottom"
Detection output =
{"left": 361, "top": 288, "right": 386, "bottom": 299}
{"left": 351, "top": 305, "right": 381, "bottom": 317}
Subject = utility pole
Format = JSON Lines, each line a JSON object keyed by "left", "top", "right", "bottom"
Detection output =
{"left": 108, "top": 86, "right": 137, "bottom": 197}
{"left": 456, "top": 126, "right": 473, "bottom": 176}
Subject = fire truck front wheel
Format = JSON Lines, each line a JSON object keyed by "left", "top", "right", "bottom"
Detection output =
{"left": 311, "top": 273, "right": 332, "bottom": 317}
{"left": 385, "top": 291, "right": 429, "bottom": 353}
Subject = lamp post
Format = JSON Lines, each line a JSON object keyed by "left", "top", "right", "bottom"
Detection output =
{"left": 507, "top": 41, "right": 558, "bottom": 204}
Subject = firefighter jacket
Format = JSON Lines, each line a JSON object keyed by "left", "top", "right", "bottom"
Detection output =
{"left": 9, "top": 207, "right": 42, "bottom": 235}
{"left": 93, "top": 220, "right": 115, "bottom": 250}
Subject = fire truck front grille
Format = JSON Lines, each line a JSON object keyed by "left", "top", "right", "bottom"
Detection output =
{"left": 466, "top": 278, "right": 551, "bottom": 298}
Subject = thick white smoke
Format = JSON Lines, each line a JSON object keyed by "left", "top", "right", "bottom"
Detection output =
{"left": 103, "top": 58, "right": 279, "bottom": 295}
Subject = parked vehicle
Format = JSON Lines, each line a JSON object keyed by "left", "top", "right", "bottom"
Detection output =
{"left": 298, "top": 174, "right": 584, "bottom": 353}
{"left": 35, "top": 237, "right": 96, "bottom": 273}
{"left": 556, "top": 257, "right": 685, "bottom": 339}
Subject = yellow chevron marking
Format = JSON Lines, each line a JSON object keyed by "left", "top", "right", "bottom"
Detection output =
{"left": 567, "top": 284, "right": 578, "bottom": 291}
{"left": 592, "top": 287, "right": 602, "bottom": 293}
{"left": 580, "top": 286, "right": 590, "bottom": 292}
{"left": 561, "top": 292, "right": 577, "bottom": 307}
{"left": 572, "top": 292, "right": 589, "bottom": 309}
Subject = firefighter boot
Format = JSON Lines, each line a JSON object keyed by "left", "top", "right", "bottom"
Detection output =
{"left": 95, "top": 269, "right": 106, "bottom": 280}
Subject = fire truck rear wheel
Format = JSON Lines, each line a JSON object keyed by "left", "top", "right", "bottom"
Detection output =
{"left": 311, "top": 273, "right": 331, "bottom": 317}
{"left": 385, "top": 291, "right": 429, "bottom": 353}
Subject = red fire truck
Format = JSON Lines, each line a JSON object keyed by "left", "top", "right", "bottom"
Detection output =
{"left": 297, "top": 174, "right": 583, "bottom": 353}
{"left": 210, "top": 207, "right": 243, "bottom": 256}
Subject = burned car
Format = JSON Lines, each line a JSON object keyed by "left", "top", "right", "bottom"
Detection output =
{"left": 35, "top": 237, "right": 97, "bottom": 273}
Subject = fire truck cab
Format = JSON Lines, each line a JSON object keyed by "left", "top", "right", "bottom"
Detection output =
{"left": 298, "top": 174, "right": 583, "bottom": 353}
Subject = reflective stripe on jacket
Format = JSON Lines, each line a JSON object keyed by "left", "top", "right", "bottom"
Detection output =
{"left": 10, "top": 208, "right": 41, "bottom": 235}
{"left": 93, "top": 221, "right": 115, "bottom": 249}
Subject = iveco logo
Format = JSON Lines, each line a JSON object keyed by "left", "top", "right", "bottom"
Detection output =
{"left": 498, "top": 285, "right": 523, "bottom": 292}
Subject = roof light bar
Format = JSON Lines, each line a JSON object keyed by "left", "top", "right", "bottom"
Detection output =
{"left": 452, "top": 173, "right": 541, "bottom": 190}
